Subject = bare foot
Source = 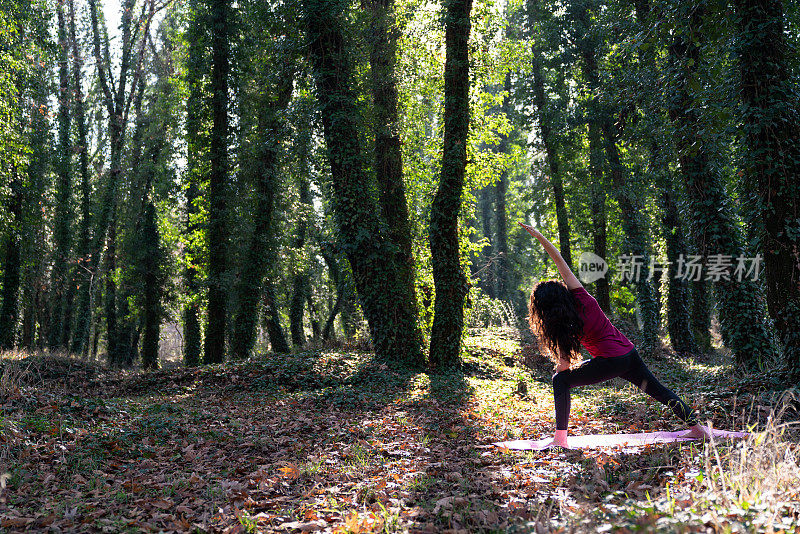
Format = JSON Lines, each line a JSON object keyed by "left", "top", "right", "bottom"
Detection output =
{"left": 680, "top": 424, "right": 714, "bottom": 440}
{"left": 553, "top": 430, "right": 569, "bottom": 448}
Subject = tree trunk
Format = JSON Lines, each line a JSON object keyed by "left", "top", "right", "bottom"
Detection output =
{"left": 478, "top": 184, "right": 495, "bottom": 298}
{"left": 263, "top": 281, "right": 290, "bottom": 353}
{"left": 0, "top": 171, "right": 22, "bottom": 349}
{"left": 429, "top": 0, "right": 472, "bottom": 369}
{"left": 50, "top": 0, "right": 73, "bottom": 349}
{"left": 529, "top": 1, "right": 572, "bottom": 271}
{"left": 138, "top": 42, "right": 171, "bottom": 370}
{"left": 183, "top": 0, "right": 204, "bottom": 367}
{"left": 734, "top": 0, "right": 800, "bottom": 377}
{"left": 667, "top": 3, "right": 777, "bottom": 368}
{"left": 600, "top": 120, "right": 660, "bottom": 357}
{"left": 20, "top": 75, "right": 49, "bottom": 349}
{"left": 141, "top": 202, "right": 161, "bottom": 370}
{"left": 104, "top": 206, "right": 118, "bottom": 366}
{"left": 584, "top": 80, "right": 610, "bottom": 313}
{"left": 660, "top": 185, "right": 698, "bottom": 354}
{"left": 230, "top": 68, "right": 294, "bottom": 360}
{"left": 366, "top": 0, "right": 419, "bottom": 317}
{"left": 691, "top": 279, "right": 712, "bottom": 351}
{"left": 68, "top": 0, "right": 92, "bottom": 355}
{"left": 303, "top": 0, "right": 425, "bottom": 367}
{"left": 116, "top": 78, "right": 147, "bottom": 368}
{"left": 290, "top": 173, "right": 312, "bottom": 348}
{"left": 290, "top": 274, "right": 308, "bottom": 347}
{"left": 203, "top": 0, "right": 231, "bottom": 365}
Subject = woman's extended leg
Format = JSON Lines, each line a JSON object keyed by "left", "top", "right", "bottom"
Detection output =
{"left": 552, "top": 353, "right": 633, "bottom": 431}
{"left": 619, "top": 349, "right": 698, "bottom": 426}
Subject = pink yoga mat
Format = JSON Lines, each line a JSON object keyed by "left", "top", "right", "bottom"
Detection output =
{"left": 494, "top": 429, "right": 750, "bottom": 450}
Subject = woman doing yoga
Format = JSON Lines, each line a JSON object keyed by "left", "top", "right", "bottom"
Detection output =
{"left": 519, "top": 223, "right": 712, "bottom": 448}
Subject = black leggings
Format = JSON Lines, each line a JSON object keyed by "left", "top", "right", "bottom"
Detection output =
{"left": 552, "top": 348, "right": 698, "bottom": 430}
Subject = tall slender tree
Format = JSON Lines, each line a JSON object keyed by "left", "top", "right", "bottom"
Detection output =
{"left": 528, "top": 0, "right": 572, "bottom": 273}
{"left": 20, "top": 66, "right": 51, "bottom": 349}
{"left": 289, "top": 171, "right": 312, "bottom": 348}
{"left": 68, "top": 0, "right": 92, "bottom": 355}
{"left": 495, "top": 72, "right": 512, "bottom": 301}
{"left": 203, "top": 0, "right": 231, "bottom": 365}
{"left": 182, "top": 0, "right": 205, "bottom": 367}
{"left": 49, "top": 0, "right": 73, "bottom": 349}
{"left": 429, "top": 0, "right": 473, "bottom": 369}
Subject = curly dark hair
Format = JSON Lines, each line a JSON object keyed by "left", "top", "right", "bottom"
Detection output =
{"left": 527, "top": 280, "right": 584, "bottom": 365}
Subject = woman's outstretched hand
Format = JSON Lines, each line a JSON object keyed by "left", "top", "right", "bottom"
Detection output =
{"left": 518, "top": 222, "right": 539, "bottom": 237}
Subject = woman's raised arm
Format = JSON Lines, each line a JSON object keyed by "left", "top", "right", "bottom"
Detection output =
{"left": 519, "top": 223, "right": 583, "bottom": 290}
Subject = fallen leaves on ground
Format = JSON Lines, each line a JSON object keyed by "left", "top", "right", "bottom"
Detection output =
{"left": 0, "top": 330, "right": 797, "bottom": 532}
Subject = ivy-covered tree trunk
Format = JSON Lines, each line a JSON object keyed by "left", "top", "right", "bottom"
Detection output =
{"left": 478, "top": 183, "right": 495, "bottom": 298}
{"left": 631, "top": 0, "right": 696, "bottom": 355}
{"left": 429, "top": 0, "right": 472, "bottom": 369}
{"left": 529, "top": 1, "right": 572, "bottom": 272}
{"left": 691, "top": 279, "right": 712, "bottom": 351}
{"left": 141, "top": 201, "right": 161, "bottom": 370}
{"left": 263, "top": 281, "right": 290, "bottom": 353}
{"left": 601, "top": 120, "right": 660, "bottom": 357}
{"left": 366, "top": 0, "right": 419, "bottom": 318}
{"left": 734, "top": 0, "right": 800, "bottom": 376}
{"left": 49, "top": 0, "right": 73, "bottom": 349}
{"left": 138, "top": 50, "right": 172, "bottom": 369}
{"left": 20, "top": 72, "right": 50, "bottom": 349}
{"left": 203, "top": 0, "right": 231, "bottom": 365}
{"left": 320, "top": 241, "right": 343, "bottom": 341}
{"left": 104, "top": 207, "right": 119, "bottom": 366}
{"left": 587, "top": 123, "right": 611, "bottom": 314}
{"left": 0, "top": 171, "right": 22, "bottom": 349}
{"left": 667, "top": 2, "right": 777, "bottom": 368}
{"left": 116, "top": 79, "right": 147, "bottom": 368}
{"left": 290, "top": 174, "right": 312, "bottom": 348}
{"left": 230, "top": 71, "right": 294, "bottom": 360}
{"left": 68, "top": 0, "right": 92, "bottom": 355}
{"left": 660, "top": 184, "right": 698, "bottom": 354}
{"left": 303, "top": 0, "right": 424, "bottom": 367}
{"left": 182, "top": 0, "right": 204, "bottom": 367}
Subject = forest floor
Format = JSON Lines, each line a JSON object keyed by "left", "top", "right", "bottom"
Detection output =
{"left": 0, "top": 328, "right": 799, "bottom": 533}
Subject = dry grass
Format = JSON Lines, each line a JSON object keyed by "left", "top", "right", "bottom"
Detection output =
{"left": 690, "top": 392, "right": 800, "bottom": 530}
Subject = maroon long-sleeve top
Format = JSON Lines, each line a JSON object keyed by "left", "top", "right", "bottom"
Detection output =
{"left": 570, "top": 286, "right": 635, "bottom": 358}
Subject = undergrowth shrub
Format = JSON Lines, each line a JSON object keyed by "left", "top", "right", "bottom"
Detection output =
{"left": 465, "top": 290, "right": 517, "bottom": 329}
